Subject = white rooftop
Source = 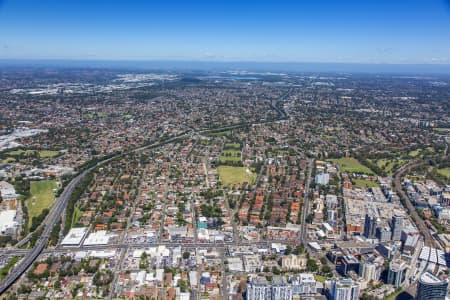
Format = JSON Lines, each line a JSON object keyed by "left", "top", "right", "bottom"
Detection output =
{"left": 61, "top": 227, "right": 88, "bottom": 246}
{"left": 0, "top": 210, "right": 17, "bottom": 233}
{"left": 83, "top": 230, "right": 116, "bottom": 246}
{"left": 420, "top": 272, "right": 443, "bottom": 284}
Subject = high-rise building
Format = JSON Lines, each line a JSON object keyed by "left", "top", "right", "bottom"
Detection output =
{"left": 271, "top": 276, "right": 292, "bottom": 300}
{"left": 337, "top": 255, "right": 360, "bottom": 276}
{"left": 364, "top": 213, "right": 379, "bottom": 238}
{"left": 330, "top": 279, "right": 360, "bottom": 300}
{"left": 391, "top": 214, "right": 404, "bottom": 241}
{"left": 247, "top": 276, "right": 292, "bottom": 300}
{"left": 376, "top": 226, "right": 391, "bottom": 242}
{"left": 247, "top": 277, "right": 271, "bottom": 300}
{"left": 387, "top": 259, "right": 407, "bottom": 287}
{"left": 326, "top": 194, "right": 338, "bottom": 210}
{"left": 359, "top": 255, "right": 384, "bottom": 282}
{"left": 416, "top": 272, "right": 448, "bottom": 300}
{"left": 327, "top": 209, "right": 337, "bottom": 222}
{"left": 291, "top": 273, "right": 316, "bottom": 296}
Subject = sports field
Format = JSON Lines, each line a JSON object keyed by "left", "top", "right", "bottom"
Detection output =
{"left": 217, "top": 166, "right": 256, "bottom": 186}
{"left": 328, "top": 157, "right": 374, "bottom": 175}
{"left": 26, "top": 180, "right": 57, "bottom": 229}
{"left": 353, "top": 179, "right": 379, "bottom": 189}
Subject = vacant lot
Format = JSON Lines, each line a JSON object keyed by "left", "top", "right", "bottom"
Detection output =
{"left": 329, "top": 158, "right": 374, "bottom": 175}
{"left": 217, "top": 166, "right": 256, "bottom": 186}
{"left": 26, "top": 180, "right": 57, "bottom": 228}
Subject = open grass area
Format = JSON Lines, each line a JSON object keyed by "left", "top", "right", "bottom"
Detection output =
{"left": 375, "top": 158, "right": 408, "bottom": 175}
{"left": 328, "top": 157, "right": 375, "bottom": 175}
{"left": 433, "top": 127, "right": 450, "bottom": 132}
{"left": 82, "top": 112, "right": 109, "bottom": 118}
{"left": 314, "top": 275, "right": 326, "bottom": 283}
{"left": 207, "top": 130, "right": 231, "bottom": 137}
{"left": 71, "top": 206, "right": 83, "bottom": 228}
{"left": 2, "top": 157, "right": 16, "bottom": 163}
{"left": 383, "top": 288, "right": 403, "bottom": 300}
{"left": 224, "top": 143, "right": 241, "bottom": 150}
{"left": 437, "top": 168, "right": 450, "bottom": 178}
{"left": 408, "top": 149, "right": 421, "bottom": 157}
{"left": 217, "top": 166, "right": 256, "bottom": 186}
{"left": 7, "top": 149, "right": 59, "bottom": 158}
{"left": 0, "top": 256, "right": 19, "bottom": 280}
{"left": 321, "top": 134, "right": 338, "bottom": 141}
{"left": 26, "top": 180, "right": 57, "bottom": 229}
{"left": 38, "top": 150, "right": 60, "bottom": 158}
{"left": 408, "top": 147, "right": 434, "bottom": 158}
{"left": 353, "top": 179, "right": 380, "bottom": 189}
{"left": 122, "top": 114, "right": 133, "bottom": 119}
{"left": 7, "top": 149, "right": 35, "bottom": 156}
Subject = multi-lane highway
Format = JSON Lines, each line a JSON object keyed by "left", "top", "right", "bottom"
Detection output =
{"left": 300, "top": 159, "right": 314, "bottom": 243}
{"left": 0, "top": 95, "right": 291, "bottom": 295}
{"left": 0, "top": 168, "right": 90, "bottom": 294}
{"left": 393, "top": 160, "right": 437, "bottom": 247}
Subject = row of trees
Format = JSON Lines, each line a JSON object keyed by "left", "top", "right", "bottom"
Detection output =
{"left": 64, "top": 171, "right": 94, "bottom": 235}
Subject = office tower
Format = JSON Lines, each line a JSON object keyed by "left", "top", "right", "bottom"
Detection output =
{"left": 330, "top": 279, "right": 360, "bottom": 300}
{"left": 416, "top": 272, "right": 448, "bottom": 300}
{"left": 387, "top": 259, "right": 407, "bottom": 287}
{"left": 391, "top": 214, "right": 404, "bottom": 241}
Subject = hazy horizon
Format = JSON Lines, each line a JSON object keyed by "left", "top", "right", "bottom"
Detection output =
{"left": 2, "top": 58, "right": 450, "bottom": 75}
{"left": 1, "top": 0, "right": 450, "bottom": 65}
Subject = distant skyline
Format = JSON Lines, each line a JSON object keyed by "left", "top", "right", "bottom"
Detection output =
{"left": 1, "top": 0, "right": 450, "bottom": 65}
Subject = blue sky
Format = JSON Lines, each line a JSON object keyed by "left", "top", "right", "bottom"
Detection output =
{"left": 0, "top": 0, "right": 450, "bottom": 64}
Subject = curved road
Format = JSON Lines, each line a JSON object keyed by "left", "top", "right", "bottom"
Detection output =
{"left": 393, "top": 160, "right": 437, "bottom": 247}
{"left": 0, "top": 167, "right": 91, "bottom": 294}
{"left": 0, "top": 97, "right": 290, "bottom": 295}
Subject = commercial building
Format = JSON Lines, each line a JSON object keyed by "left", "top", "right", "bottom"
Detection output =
{"left": 61, "top": 227, "right": 88, "bottom": 246}
{"left": 416, "top": 272, "right": 448, "bottom": 300}
{"left": 329, "top": 279, "right": 360, "bottom": 300}
{"left": 364, "top": 207, "right": 379, "bottom": 239}
{"left": 0, "top": 210, "right": 19, "bottom": 236}
{"left": 247, "top": 276, "right": 295, "bottom": 300}
{"left": 271, "top": 276, "right": 292, "bottom": 300}
{"left": 376, "top": 226, "right": 391, "bottom": 242}
{"left": 315, "top": 173, "right": 329, "bottom": 185}
{"left": 246, "top": 277, "right": 271, "bottom": 300}
{"left": 387, "top": 259, "right": 408, "bottom": 287}
{"left": 391, "top": 214, "right": 404, "bottom": 241}
{"left": 291, "top": 273, "right": 316, "bottom": 296}
{"left": 83, "top": 230, "right": 117, "bottom": 246}
{"left": 359, "top": 256, "right": 384, "bottom": 282}
{"left": 337, "top": 255, "right": 360, "bottom": 276}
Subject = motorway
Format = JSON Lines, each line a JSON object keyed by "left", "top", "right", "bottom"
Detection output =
{"left": 0, "top": 168, "right": 91, "bottom": 294}
{"left": 393, "top": 160, "right": 437, "bottom": 248}
{"left": 0, "top": 133, "right": 191, "bottom": 295}
{"left": 0, "top": 97, "right": 291, "bottom": 296}
{"left": 300, "top": 159, "right": 314, "bottom": 243}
